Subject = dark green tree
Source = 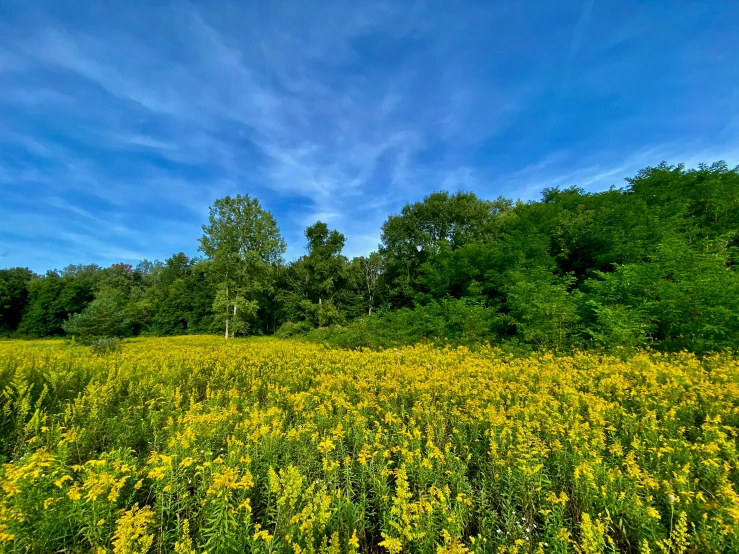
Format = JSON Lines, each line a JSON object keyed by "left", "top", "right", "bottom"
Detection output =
{"left": 582, "top": 236, "right": 739, "bottom": 352}
{"left": 62, "top": 286, "right": 131, "bottom": 341}
{"left": 279, "top": 222, "right": 349, "bottom": 327}
{"left": 18, "top": 268, "right": 99, "bottom": 337}
{"left": 380, "top": 192, "right": 512, "bottom": 306}
{"left": 304, "top": 222, "right": 347, "bottom": 326}
{"left": 504, "top": 269, "right": 581, "bottom": 350}
{"left": 0, "top": 268, "right": 34, "bottom": 335}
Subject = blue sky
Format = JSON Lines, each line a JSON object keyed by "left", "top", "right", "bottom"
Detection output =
{"left": 1, "top": 0, "right": 738, "bottom": 273}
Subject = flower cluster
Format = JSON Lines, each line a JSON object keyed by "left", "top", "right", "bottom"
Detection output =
{"left": 1, "top": 336, "right": 738, "bottom": 552}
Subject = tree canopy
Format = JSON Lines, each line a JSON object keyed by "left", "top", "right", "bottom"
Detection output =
{"left": 2, "top": 161, "right": 737, "bottom": 353}
{"left": 199, "top": 194, "right": 286, "bottom": 338}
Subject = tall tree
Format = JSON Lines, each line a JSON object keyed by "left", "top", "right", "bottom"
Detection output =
{"left": 357, "top": 253, "right": 383, "bottom": 315}
{"left": 279, "top": 222, "right": 348, "bottom": 327}
{"left": 304, "top": 222, "right": 346, "bottom": 304}
{"left": 0, "top": 268, "right": 34, "bottom": 335}
{"left": 380, "top": 191, "right": 511, "bottom": 306}
{"left": 199, "top": 195, "right": 286, "bottom": 338}
{"left": 18, "top": 268, "right": 99, "bottom": 337}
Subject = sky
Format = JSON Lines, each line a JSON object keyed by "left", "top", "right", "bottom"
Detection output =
{"left": 1, "top": 1, "right": 738, "bottom": 273}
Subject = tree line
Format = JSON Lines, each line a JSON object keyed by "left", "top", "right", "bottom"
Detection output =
{"left": 1, "top": 161, "right": 738, "bottom": 352}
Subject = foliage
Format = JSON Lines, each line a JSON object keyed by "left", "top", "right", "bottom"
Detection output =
{"left": 581, "top": 236, "right": 739, "bottom": 353}
{"left": 275, "top": 320, "right": 314, "bottom": 338}
{"left": 306, "top": 298, "right": 502, "bottom": 349}
{"left": 357, "top": 252, "right": 384, "bottom": 315}
{"left": 380, "top": 191, "right": 512, "bottom": 306}
{"left": 143, "top": 253, "right": 217, "bottom": 336}
{"left": 212, "top": 286, "right": 259, "bottom": 336}
{"left": 304, "top": 222, "right": 347, "bottom": 304}
{"left": 2, "top": 161, "right": 738, "bottom": 354}
{"left": 0, "top": 268, "right": 33, "bottom": 336}
{"left": 62, "top": 286, "right": 131, "bottom": 342}
{"left": 199, "top": 194, "right": 286, "bottom": 338}
{"left": 0, "top": 337, "right": 738, "bottom": 552}
{"left": 17, "top": 268, "right": 98, "bottom": 337}
{"left": 278, "top": 221, "right": 350, "bottom": 327}
{"left": 504, "top": 270, "right": 582, "bottom": 351}
{"left": 88, "top": 336, "right": 122, "bottom": 356}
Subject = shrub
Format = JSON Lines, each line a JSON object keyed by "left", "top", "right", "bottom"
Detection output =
{"left": 88, "top": 336, "right": 122, "bottom": 355}
{"left": 62, "top": 286, "right": 130, "bottom": 342}
{"left": 275, "top": 320, "right": 314, "bottom": 338}
{"left": 306, "top": 298, "right": 501, "bottom": 349}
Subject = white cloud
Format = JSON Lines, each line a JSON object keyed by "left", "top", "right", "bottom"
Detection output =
{"left": 1, "top": 1, "right": 737, "bottom": 272}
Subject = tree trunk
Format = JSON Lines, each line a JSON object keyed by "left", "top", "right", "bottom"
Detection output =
{"left": 224, "top": 283, "right": 230, "bottom": 339}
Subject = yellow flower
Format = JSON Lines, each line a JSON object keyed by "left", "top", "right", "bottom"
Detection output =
{"left": 2, "top": 335, "right": 739, "bottom": 552}
{"left": 379, "top": 534, "right": 403, "bottom": 554}
{"left": 348, "top": 530, "right": 360, "bottom": 549}
{"left": 253, "top": 529, "right": 274, "bottom": 543}
{"left": 112, "top": 505, "right": 154, "bottom": 554}
{"left": 317, "top": 437, "right": 336, "bottom": 454}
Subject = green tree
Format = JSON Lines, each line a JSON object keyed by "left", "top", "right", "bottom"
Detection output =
{"left": 380, "top": 192, "right": 512, "bottom": 306}
{"left": 62, "top": 286, "right": 130, "bottom": 341}
{"left": 278, "top": 222, "right": 348, "bottom": 327}
{"left": 504, "top": 269, "right": 581, "bottom": 350}
{"left": 357, "top": 252, "right": 384, "bottom": 315}
{"left": 199, "top": 195, "right": 286, "bottom": 338}
{"left": 582, "top": 236, "right": 739, "bottom": 352}
{"left": 626, "top": 161, "right": 739, "bottom": 243}
{"left": 304, "top": 222, "right": 347, "bottom": 326}
{"left": 144, "top": 253, "right": 205, "bottom": 335}
{"left": 18, "top": 268, "right": 99, "bottom": 337}
{"left": 0, "top": 267, "right": 34, "bottom": 335}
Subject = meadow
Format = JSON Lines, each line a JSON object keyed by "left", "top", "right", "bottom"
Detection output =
{"left": 1, "top": 337, "right": 738, "bottom": 553}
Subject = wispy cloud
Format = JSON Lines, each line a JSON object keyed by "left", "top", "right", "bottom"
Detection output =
{"left": 0, "top": 0, "right": 738, "bottom": 272}
{"left": 568, "top": 0, "right": 595, "bottom": 64}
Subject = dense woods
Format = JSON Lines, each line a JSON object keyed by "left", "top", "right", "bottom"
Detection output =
{"left": 2, "top": 161, "right": 738, "bottom": 352}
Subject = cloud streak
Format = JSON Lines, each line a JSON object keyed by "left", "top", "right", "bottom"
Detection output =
{"left": 569, "top": 0, "right": 595, "bottom": 64}
{"left": 0, "top": 0, "right": 738, "bottom": 271}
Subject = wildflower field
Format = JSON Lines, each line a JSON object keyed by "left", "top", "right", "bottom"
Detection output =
{"left": 1, "top": 337, "right": 738, "bottom": 554}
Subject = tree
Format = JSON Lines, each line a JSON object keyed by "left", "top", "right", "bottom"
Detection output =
{"left": 5, "top": 160, "right": 737, "bottom": 352}
{"left": 504, "top": 269, "right": 581, "bottom": 350}
{"left": 380, "top": 191, "right": 512, "bottom": 306}
{"left": 18, "top": 270, "right": 98, "bottom": 337}
{"left": 304, "top": 222, "right": 346, "bottom": 300}
{"left": 62, "top": 286, "right": 130, "bottom": 341}
{"left": 581, "top": 236, "right": 739, "bottom": 352}
{"left": 279, "top": 222, "right": 348, "bottom": 327}
{"left": 145, "top": 253, "right": 193, "bottom": 335}
{"left": 0, "top": 268, "right": 34, "bottom": 335}
{"left": 358, "top": 253, "right": 383, "bottom": 315}
{"left": 625, "top": 161, "right": 739, "bottom": 242}
{"left": 199, "top": 195, "right": 286, "bottom": 338}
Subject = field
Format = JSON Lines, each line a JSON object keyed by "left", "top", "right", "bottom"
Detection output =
{"left": 1, "top": 337, "right": 738, "bottom": 553}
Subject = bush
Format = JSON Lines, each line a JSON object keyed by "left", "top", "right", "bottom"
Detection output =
{"left": 583, "top": 301, "right": 654, "bottom": 349}
{"left": 305, "top": 298, "right": 502, "bottom": 349}
{"left": 275, "top": 320, "right": 314, "bottom": 338}
{"left": 88, "top": 336, "right": 122, "bottom": 355}
{"left": 504, "top": 270, "right": 582, "bottom": 351}
{"left": 62, "top": 286, "right": 130, "bottom": 342}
